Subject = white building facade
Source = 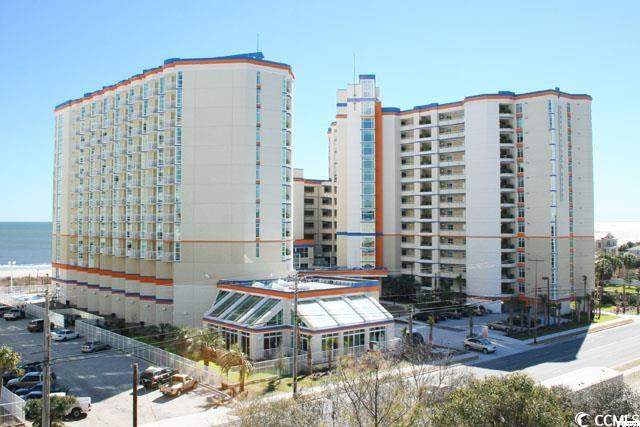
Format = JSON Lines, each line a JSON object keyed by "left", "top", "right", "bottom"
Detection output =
{"left": 51, "top": 52, "right": 294, "bottom": 325}
{"left": 328, "top": 76, "right": 594, "bottom": 312}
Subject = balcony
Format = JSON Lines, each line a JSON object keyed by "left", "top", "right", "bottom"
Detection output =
{"left": 111, "top": 247, "right": 124, "bottom": 256}
{"left": 500, "top": 134, "right": 514, "bottom": 145}
{"left": 501, "top": 226, "right": 515, "bottom": 235}
{"left": 501, "top": 256, "right": 516, "bottom": 266}
{"left": 127, "top": 249, "right": 141, "bottom": 258}
{"left": 501, "top": 242, "right": 516, "bottom": 251}
{"left": 499, "top": 104, "right": 513, "bottom": 115}
{"left": 142, "top": 160, "right": 157, "bottom": 169}
{"left": 501, "top": 284, "right": 515, "bottom": 294}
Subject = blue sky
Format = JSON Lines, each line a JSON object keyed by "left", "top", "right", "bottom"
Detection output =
{"left": 0, "top": 0, "right": 638, "bottom": 222}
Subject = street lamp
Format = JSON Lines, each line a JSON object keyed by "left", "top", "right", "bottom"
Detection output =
{"left": 542, "top": 276, "right": 550, "bottom": 327}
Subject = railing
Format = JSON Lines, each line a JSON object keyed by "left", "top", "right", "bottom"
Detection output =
{"left": 0, "top": 386, "right": 25, "bottom": 425}
{"left": 75, "top": 321, "right": 223, "bottom": 386}
{"left": 245, "top": 338, "right": 402, "bottom": 377}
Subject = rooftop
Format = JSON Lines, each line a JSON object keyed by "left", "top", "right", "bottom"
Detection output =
{"left": 217, "top": 275, "right": 378, "bottom": 296}
{"left": 55, "top": 51, "right": 293, "bottom": 111}
{"left": 380, "top": 88, "right": 592, "bottom": 115}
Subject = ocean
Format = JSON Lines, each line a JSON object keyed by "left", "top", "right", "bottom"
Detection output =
{"left": 0, "top": 222, "right": 52, "bottom": 266}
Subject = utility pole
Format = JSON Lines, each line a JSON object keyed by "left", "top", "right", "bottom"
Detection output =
{"left": 533, "top": 285, "right": 538, "bottom": 344}
{"left": 292, "top": 273, "right": 299, "bottom": 398}
{"left": 622, "top": 279, "right": 627, "bottom": 314}
{"left": 132, "top": 363, "right": 138, "bottom": 427}
{"left": 42, "top": 290, "right": 51, "bottom": 427}
{"left": 582, "top": 275, "right": 588, "bottom": 320}
{"left": 407, "top": 305, "right": 414, "bottom": 342}
{"left": 542, "top": 276, "right": 550, "bottom": 327}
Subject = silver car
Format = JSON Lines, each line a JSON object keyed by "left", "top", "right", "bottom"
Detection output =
{"left": 464, "top": 337, "right": 497, "bottom": 354}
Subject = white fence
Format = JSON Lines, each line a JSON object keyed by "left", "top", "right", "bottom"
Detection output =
{"left": 0, "top": 293, "right": 65, "bottom": 328}
{"left": 75, "top": 320, "right": 224, "bottom": 386}
{"left": 240, "top": 338, "right": 403, "bottom": 379}
{"left": 0, "top": 386, "right": 25, "bottom": 426}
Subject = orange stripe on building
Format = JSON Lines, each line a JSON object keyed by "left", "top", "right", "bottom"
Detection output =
{"left": 218, "top": 283, "right": 380, "bottom": 300}
{"left": 52, "top": 262, "right": 173, "bottom": 286}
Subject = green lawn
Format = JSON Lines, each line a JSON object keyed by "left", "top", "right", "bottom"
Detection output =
{"left": 592, "top": 313, "right": 618, "bottom": 323}
{"left": 511, "top": 314, "right": 620, "bottom": 340}
{"left": 603, "top": 284, "right": 639, "bottom": 294}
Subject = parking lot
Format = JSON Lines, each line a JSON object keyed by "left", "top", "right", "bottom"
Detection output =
{"left": 0, "top": 316, "right": 216, "bottom": 426}
{"left": 400, "top": 312, "right": 533, "bottom": 362}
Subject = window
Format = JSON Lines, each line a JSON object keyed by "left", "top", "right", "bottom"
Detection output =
{"left": 322, "top": 333, "right": 339, "bottom": 351}
{"left": 362, "top": 102, "right": 374, "bottom": 115}
{"left": 369, "top": 327, "right": 386, "bottom": 343}
{"left": 362, "top": 118, "right": 374, "bottom": 129}
{"left": 343, "top": 329, "right": 365, "bottom": 349}
{"left": 263, "top": 332, "right": 282, "bottom": 354}
{"left": 516, "top": 103, "right": 523, "bottom": 113}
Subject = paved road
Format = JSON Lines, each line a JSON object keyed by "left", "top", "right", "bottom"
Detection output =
{"left": 471, "top": 319, "right": 640, "bottom": 381}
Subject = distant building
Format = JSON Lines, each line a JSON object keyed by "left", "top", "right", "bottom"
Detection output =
{"left": 596, "top": 233, "right": 618, "bottom": 254}
{"left": 292, "top": 169, "right": 336, "bottom": 268}
{"left": 626, "top": 245, "right": 640, "bottom": 257}
{"left": 202, "top": 276, "right": 394, "bottom": 360}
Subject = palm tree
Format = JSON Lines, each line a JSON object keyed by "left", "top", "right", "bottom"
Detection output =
{"left": 156, "top": 323, "right": 176, "bottom": 350}
{"left": 454, "top": 274, "right": 466, "bottom": 293}
{"left": 595, "top": 254, "right": 614, "bottom": 287}
{"left": 219, "top": 344, "right": 254, "bottom": 392}
{"left": 196, "top": 329, "right": 225, "bottom": 367}
{"left": 0, "top": 346, "right": 21, "bottom": 397}
{"left": 175, "top": 325, "right": 198, "bottom": 357}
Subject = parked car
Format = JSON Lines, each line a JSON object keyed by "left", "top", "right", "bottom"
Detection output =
{"left": 464, "top": 337, "right": 497, "bottom": 354}
{"left": 52, "top": 329, "right": 80, "bottom": 341}
{"left": 487, "top": 320, "right": 512, "bottom": 331}
{"left": 443, "top": 311, "right": 463, "bottom": 319}
{"left": 50, "top": 393, "right": 91, "bottom": 419}
{"left": 0, "top": 305, "right": 13, "bottom": 316}
{"left": 1, "top": 362, "right": 42, "bottom": 383}
{"left": 140, "top": 366, "right": 176, "bottom": 389}
{"left": 6, "top": 372, "right": 57, "bottom": 391}
{"left": 15, "top": 381, "right": 67, "bottom": 397}
{"left": 159, "top": 374, "right": 197, "bottom": 396}
{"left": 81, "top": 341, "right": 110, "bottom": 353}
{"left": 4, "top": 308, "right": 25, "bottom": 321}
{"left": 18, "top": 362, "right": 44, "bottom": 373}
{"left": 27, "top": 319, "right": 44, "bottom": 332}
{"left": 471, "top": 306, "right": 487, "bottom": 316}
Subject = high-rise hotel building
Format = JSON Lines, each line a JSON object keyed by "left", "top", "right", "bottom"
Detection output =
{"left": 327, "top": 75, "right": 594, "bottom": 311}
{"left": 52, "top": 52, "right": 294, "bottom": 325}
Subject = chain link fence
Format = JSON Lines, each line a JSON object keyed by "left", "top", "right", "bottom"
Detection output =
{"left": 75, "top": 320, "right": 224, "bottom": 386}
{"left": 0, "top": 386, "right": 25, "bottom": 426}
